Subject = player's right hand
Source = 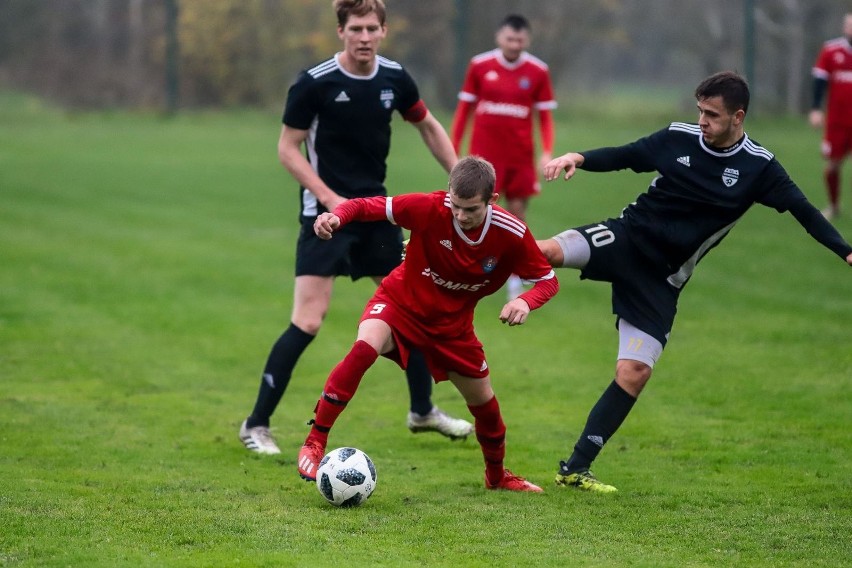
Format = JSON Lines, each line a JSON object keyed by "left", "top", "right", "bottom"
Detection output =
{"left": 543, "top": 152, "right": 584, "bottom": 181}
{"left": 314, "top": 212, "right": 341, "bottom": 240}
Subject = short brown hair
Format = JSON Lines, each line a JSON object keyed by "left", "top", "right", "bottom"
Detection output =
{"left": 448, "top": 156, "right": 496, "bottom": 202}
{"left": 333, "top": 0, "right": 386, "bottom": 27}
{"left": 695, "top": 71, "right": 750, "bottom": 115}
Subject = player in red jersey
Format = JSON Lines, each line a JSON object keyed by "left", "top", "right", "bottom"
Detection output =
{"left": 296, "top": 156, "right": 559, "bottom": 492}
{"left": 450, "top": 14, "right": 557, "bottom": 299}
{"left": 810, "top": 12, "right": 852, "bottom": 220}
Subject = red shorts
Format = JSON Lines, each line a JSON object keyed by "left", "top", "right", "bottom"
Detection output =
{"left": 491, "top": 160, "right": 541, "bottom": 201}
{"left": 821, "top": 123, "right": 852, "bottom": 161}
{"left": 471, "top": 145, "right": 541, "bottom": 200}
{"left": 359, "top": 292, "right": 488, "bottom": 381}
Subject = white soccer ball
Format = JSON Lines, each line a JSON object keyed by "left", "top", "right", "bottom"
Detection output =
{"left": 316, "top": 447, "right": 377, "bottom": 507}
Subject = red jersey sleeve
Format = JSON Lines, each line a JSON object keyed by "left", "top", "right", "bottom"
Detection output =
{"left": 333, "top": 196, "right": 389, "bottom": 225}
{"left": 538, "top": 109, "right": 555, "bottom": 154}
{"left": 451, "top": 100, "right": 475, "bottom": 153}
{"left": 335, "top": 192, "right": 441, "bottom": 229}
{"left": 513, "top": 228, "right": 559, "bottom": 310}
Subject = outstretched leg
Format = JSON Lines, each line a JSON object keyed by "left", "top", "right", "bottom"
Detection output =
{"left": 556, "top": 320, "right": 661, "bottom": 493}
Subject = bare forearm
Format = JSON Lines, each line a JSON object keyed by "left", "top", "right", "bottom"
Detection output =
{"left": 278, "top": 145, "right": 340, "bottom": 210}
{"left": 416, "top": 113, "right": 458, "bottom": 173}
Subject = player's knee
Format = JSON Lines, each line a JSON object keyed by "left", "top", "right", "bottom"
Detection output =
{"left": 615, "top": 359, "right": 652, "bottom": 397}
{"left": 291, "top": 312, "right": 326, "bottom": 335}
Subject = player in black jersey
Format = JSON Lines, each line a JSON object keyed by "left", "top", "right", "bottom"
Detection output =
{"left": 239, "top": 0, "right": 472, "bottom": 455}
{"left": 537, "top": 71, "right": 852, "bottom": 492}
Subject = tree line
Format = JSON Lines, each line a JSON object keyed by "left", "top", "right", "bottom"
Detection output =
{"left": 0, "top": 0, "right": 847, "bottom": 114}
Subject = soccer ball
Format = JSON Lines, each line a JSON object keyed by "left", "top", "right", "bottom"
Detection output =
{"left": 316, "top": 447, "right": 377, "bottom": 507}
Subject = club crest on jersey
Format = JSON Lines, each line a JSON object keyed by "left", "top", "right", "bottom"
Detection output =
{"left": 481, "top": 256, "right": 498, "bottom": 273}
{"left": 722, "top": 168, "right": 739, "bottom": 187}
{"left": 519, "top": 77, "right": 530, "bottom": 90}
{"left": 380, "top": 89, "right": 394, "bottom": 109}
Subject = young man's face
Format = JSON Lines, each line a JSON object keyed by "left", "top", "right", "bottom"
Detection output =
{"left": 696, "top": 95, "right": 744, "bottom": 148}
{"left": 338, "top": 13, "right": 386, "bottom": 67}
{"left": 495, "top": 25, "right": 529, "bottom": 62}
{"left": 449, "top": 190, "right": 496, "bottom": 231}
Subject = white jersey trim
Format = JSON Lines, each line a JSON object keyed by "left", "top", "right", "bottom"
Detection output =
{"left": 491, "top": 210, "right": 527, "bottom": 239}
{"left": 441, "top": 195, "right": 527, "bottom": 242}
{"left": 307, "top": 57, "right": 337, "bottom": 79}
{"left": 669, "top": 122, "right": 773, "bottom": 161}
{"left": 470, "top": 49, "right": 549, "bottom": 71}
{"left": 667, "top": 218, "right": 739, "bottom": 288}
{"left": 302, "top": 116, "right": 321, "bottom": 216}
{"left": 385, "top": 196, "right": 396, "bottom": 225}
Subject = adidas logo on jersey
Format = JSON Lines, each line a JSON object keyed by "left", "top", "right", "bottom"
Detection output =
{"left": 334, "top": 91, "right": 350, "bottom": 102}
{"left": 440, "top": 239, "right": 453, "bottom": 250}
{"left": 677, "top": 155, "right": 690, "bottom": 167}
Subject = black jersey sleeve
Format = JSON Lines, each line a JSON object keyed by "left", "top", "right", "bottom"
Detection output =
{"left": 282, "top": 71, "right": 318, "bottom": 129}
{"left": 758, "top": 161, "right": 852, "bottom": 260}
{"left": 579, "top": 128, "right": 665, "bottom": 173}
{"left": 789, "top": 201, "right": 852, "bottom": 260}
{"left": 395, "top": 67, "right": 421, "bottom": 115}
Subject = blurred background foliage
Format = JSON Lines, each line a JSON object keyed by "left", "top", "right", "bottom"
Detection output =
{"left": 0, "top": 0, "right": 848, "bottom": 114}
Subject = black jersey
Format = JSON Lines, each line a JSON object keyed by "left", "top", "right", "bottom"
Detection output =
{"left": 283, "top": 53, "right": 421, "bottom": 218}
{"left": 581, "top": 122, "right": 852, "bottom": 286}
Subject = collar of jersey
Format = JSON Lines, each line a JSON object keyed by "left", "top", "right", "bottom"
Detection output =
{"left": 452, "top": 205, "right": 493, "bottom": 246}
{"left": 334, "top": 52, "right": 379, "bottom": 80}
{"left": 494, "top": 48, "right": 528, "bottom": 70}
{"left": 698, "top": 132, "right": 748, "bottom": 158}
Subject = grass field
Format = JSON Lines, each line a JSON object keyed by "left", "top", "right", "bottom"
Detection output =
{"left": 1, "top": 91, "right": 850, "bottom": 567}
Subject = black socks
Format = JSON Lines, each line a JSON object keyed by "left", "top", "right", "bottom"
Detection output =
{"left": 246, "top": 324, "right": 315, "bottom": 428}
{"left": 562, "top": 380, "right": 636, "bottom": 473}
{"left": 405, "top": 349, "right": 434, "bottom": 416}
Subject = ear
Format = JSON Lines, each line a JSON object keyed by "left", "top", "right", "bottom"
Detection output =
{"left": 489, "top": 193, "right": 499, "bottom": 205}
{"left": 733, "top": 109, "right": 746, "bottom": 125}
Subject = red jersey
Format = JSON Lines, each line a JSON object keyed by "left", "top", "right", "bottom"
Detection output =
{"left": 813, "top": 37, "right": 852, "bottom": 127}
{"left": 335, "top": 191, "right": 558, "bottom": 336}
{"left": 453, "top": 49, "right": 556, "bottom": 163}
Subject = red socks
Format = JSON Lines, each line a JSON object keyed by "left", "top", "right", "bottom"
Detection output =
{"left": 826, "top": 169, "right": 840, "bottom": 207}
{"left": 468, "top": 396, "right": 506, "bottom": 484}
{"left": 307, "top": 340, "right": 379, "bottom": 447}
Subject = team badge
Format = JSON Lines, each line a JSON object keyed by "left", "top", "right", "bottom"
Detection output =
{"left": 380, "top": 89, "right": 394, "bottom": 109}
{"left": 722, "top": 168, "right": 739, "bottom": 187}
{"left": 519, "top": 77, "right": 530, "bottom": 90}
{"left": 481, "top": 256, "right": 498, "bottom": 273}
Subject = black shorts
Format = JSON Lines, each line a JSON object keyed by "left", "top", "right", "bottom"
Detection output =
{"left": 575, "top": 220, "right": 680, "bottom": 346}
{"left": 295, "top": 218, "right": 404, "bottom": 280}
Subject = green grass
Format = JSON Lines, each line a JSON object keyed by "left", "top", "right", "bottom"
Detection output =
{"left": 1, "top": 91, "right": 850, "bottom": 567}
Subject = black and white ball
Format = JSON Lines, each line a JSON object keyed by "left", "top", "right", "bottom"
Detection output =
{"left": 316, "top": 447, "right": 377, "bottom": 507}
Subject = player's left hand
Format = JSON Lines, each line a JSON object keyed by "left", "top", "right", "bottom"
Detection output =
{"left": 499, "top": 298, "right": 531, "bottom": 326}
{"left": 846, "top": 251, "right": 852, "bottom": 266}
